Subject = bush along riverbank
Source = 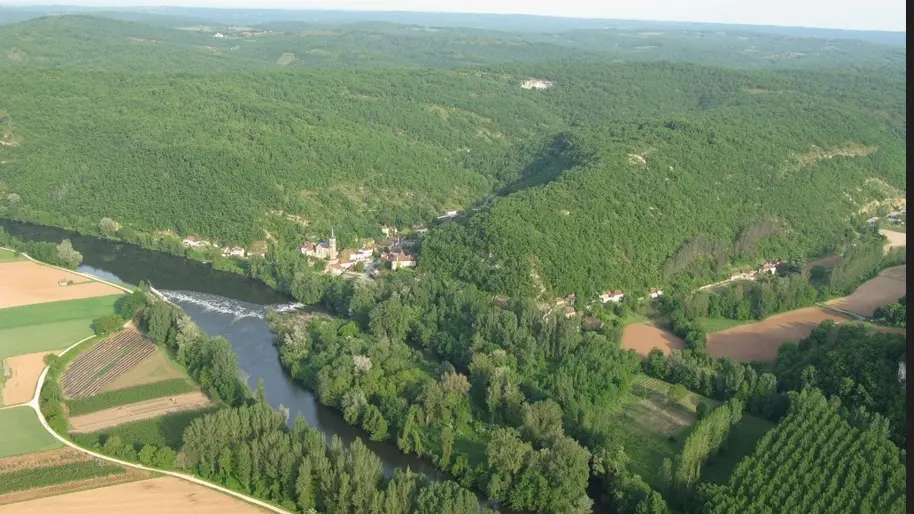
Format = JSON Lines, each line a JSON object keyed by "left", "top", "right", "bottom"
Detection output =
{"left": 39, "top": 285, "right": 486, "bottom": 514}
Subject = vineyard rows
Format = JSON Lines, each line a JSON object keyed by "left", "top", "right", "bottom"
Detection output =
{"left": 61, "top": 331, "right": 155, "bottom": 399}
{"left": 705, "top": 389, "right": 906, "bottom": 514}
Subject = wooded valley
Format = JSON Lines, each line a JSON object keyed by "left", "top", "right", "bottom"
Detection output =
{"left": 0, "top": 12, "right": 906, "bottom": 514}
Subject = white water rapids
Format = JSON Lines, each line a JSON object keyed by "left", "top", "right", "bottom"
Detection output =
{"left": 157, "top": 290, "right": 305, "bottom": 321}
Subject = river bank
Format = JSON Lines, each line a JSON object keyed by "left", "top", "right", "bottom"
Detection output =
{"left": 0, "top": 219, "right": 442, "bottom": 478}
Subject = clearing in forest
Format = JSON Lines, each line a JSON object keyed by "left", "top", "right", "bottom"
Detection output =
{"left": 0, "top": 407, "right": 62, "bottom": 458}
{"left": 0, "top": 476, "right": 268, "bottom": 514}
{"left": 68, "top": 392, "right": 213, "bottom": 433}
{"left": 604, "top": 375, "right": 715, "bottom": 484}
{"left": 621, "top": 323, "right": 686, "bottom": 357}
{"left": 276, "top": 52, "right": 295, "bottom": 66}
{"left": 0, "top": 260, "right": 123, "bottom": 309}
{"left": 1, "top": 352, "right": 51, "bottom": 406}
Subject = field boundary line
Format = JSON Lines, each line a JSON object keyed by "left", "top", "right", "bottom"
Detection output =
{"left": 13, "top": 326, "right": 292, "bottom": 513}
{"left": 0, "top": 246, "right": 133, "bottom": 295}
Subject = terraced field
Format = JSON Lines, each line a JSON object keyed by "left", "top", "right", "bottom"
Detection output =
{"left": 60, "top": 331, "right": 155, "bottom": 399}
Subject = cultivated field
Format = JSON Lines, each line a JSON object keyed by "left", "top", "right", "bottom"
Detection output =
{"left": 0, "top": 476, "right": 269, "bottom": 514}
{"left": 61, "top": 330, "right": 155, "bottom": 399}
{"left": 706, "top": 307, "right": 852, "bottom": 363}
{"left": 621, "top": 322, "right": 686, "bottom": 357}
{"left": 99, "top": 349, "right": 188, "bottom": 393}
{"left": 0, "top": 407, "right": 62, "bottom": 458}
{"left": 69, "top": 392, "right": 213, "bottom": 433}
{"left": 0, "top": 260, "right": 122, "bottom": 309}
{"left": 0, "top": 447, "right": 146, "bottom": 506}
{"left": 826, "top": 265, "right": 906, "bottom": 317}
{"left": 0, "top": 448, "right": 89, "bottom": 474}
{"left": 1, "top": 352, "right": 50, "bottom": 406}
{"left": 0, "top": 296, "right": 121, "bottom": 360}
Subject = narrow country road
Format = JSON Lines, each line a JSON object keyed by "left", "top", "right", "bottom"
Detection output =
{"left": 23, "top": 336, "right": 292, "bottom": 514}
{"left": 2, "top": 247, "right": 292, "bottom": 514}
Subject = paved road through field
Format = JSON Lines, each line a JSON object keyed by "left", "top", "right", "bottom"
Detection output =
{"left": 1, "top": 248, "right": 292, "bottom": 514}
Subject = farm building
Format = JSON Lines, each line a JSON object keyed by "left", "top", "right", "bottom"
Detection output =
{"left": 600, "top": 290, "right": 625, "bottom": 303}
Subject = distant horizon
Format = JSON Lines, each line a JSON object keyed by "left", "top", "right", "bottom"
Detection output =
{"left": 1, "top": 1, "right": 907, "bottom": 32}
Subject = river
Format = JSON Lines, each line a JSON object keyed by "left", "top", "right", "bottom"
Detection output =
{"left": 0, "top": 219, "right": 442, "bottom": 479}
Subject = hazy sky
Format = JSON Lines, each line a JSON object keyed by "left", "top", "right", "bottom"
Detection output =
{"left": 6, "top": 1, "right": 907, "bottom": 31}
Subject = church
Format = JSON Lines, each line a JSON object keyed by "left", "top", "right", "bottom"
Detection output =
{"left": 299, "top": 229, "right": 338, "bottom": 260}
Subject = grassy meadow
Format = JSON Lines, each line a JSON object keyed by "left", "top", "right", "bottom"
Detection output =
{"left": 0, "top": 406, "right": 63, "bottom": 457}
{"left": 0, "top": 296, "right": 120, "bottom": 360}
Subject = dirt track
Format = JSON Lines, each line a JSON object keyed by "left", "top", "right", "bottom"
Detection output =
{"left": 0, "top": 476, "right": 268, "bottom": 513}
{"left": 2, "top": 352, "right": 51, "bottom": 406}
{"left": 826, "top": 265, "right": 906, "bottom": 317}
{"left": 879, "top": 229, "right": 906, "bottom": 253}
{"left": 621, "top": 323, "right": 686, "bottom": 357}
{"left": 68, "top": 392, "right": 212, "bottom": 433}
{"left": 0, "top": 261, "right": 122, "bottom": 309}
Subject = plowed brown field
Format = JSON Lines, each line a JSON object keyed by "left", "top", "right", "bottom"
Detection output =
{"left": 2, "top": 352, "right": 51, "bottom": 406}
{"left": 0, "top": 261, "right": 122, "bottom": 309}
{"left": 0, "top": 477, "right": 268, "bottom": 513}
{"left": 68, "top": 392, "right": 213, "bottom": 433}
{"left": 621, "top": 323, "right": 686, "bottom": 357}
{"left": 706, "top": 307, "right": 853, "bottom": 363}
{"left": 826, "top": 265, "right": 906, "bottom": 317}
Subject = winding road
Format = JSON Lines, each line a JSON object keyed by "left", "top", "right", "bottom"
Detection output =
{"left": 1, "top": 247, "right": 292, "bottom": 514}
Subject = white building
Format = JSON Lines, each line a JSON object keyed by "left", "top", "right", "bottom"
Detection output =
{"left": 351, "top": 248, "right": 375, "bottom": 262}
{"left": 437, "top": 210, "right": 459, "bottom": 219}
{"left": 649, "top": 288, "right": 664, "bottom": 299}
{"left": 213, "top": 32, "right": 225, "bottom": 38}
{"left": 182, "top": 235, "right": 211, "bottom": 248}
{"left": 222, "top": 247, "right": 246, "bottom": 258}
{"left": 600, "top": 290, "right": 625, "bottom": 303}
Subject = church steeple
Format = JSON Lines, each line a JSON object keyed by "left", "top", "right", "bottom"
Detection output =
{"left": 329, "top": 228, "right": 337, "bottom": 259}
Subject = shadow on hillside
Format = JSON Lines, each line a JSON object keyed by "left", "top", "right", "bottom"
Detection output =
{"left": 495, "top": 132, "right": 584, "bottom": 197}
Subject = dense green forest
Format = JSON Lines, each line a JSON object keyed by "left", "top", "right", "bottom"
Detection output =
{"left": 0, "top": 14, "right": 903, "bottom": 71}
{"left": 1, "top": 16, "right": 905, "bottom": 297}
{"left": 2, "top": 12, "right": 908, "bottom": 513}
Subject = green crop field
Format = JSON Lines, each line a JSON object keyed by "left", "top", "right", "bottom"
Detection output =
{"left": 66, "top": 379, "right": 199, "bottom": 416}
{"left": 71, "top": 406, "right": 220, "bottom": 452}
{"left": 0, "top": 406, "right": 63, "bottom": 457}
{"left": 0, "top": 249, "right": 23, "bottom": 262}
{"left": 0, "top": 461, "right": 126, "bottom": 494}
{"left": 0, "top": 295, "right": 121, "bottom": 360}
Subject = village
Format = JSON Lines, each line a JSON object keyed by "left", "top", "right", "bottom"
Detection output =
{"left": 180, "top": 210, "right": 793, "bottom": 317}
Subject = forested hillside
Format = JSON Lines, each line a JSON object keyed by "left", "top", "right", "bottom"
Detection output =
{"left": 0, "top": 15, "right": 904, "bottom": 71}
{"left": 0, "top": 15, "right": 905, "bottom": 294}
{"left": 420, "top": 65, "right": 906, "bottom": 297}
